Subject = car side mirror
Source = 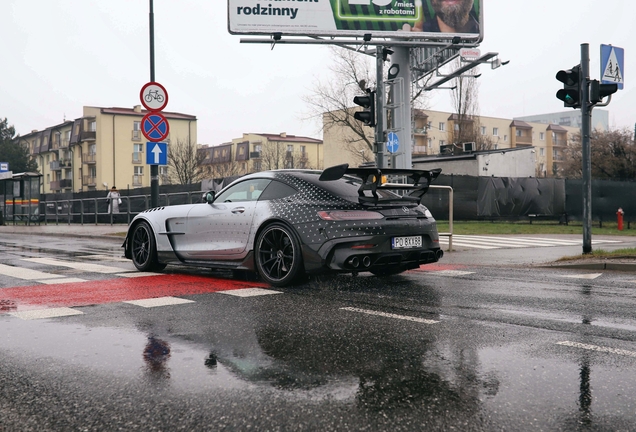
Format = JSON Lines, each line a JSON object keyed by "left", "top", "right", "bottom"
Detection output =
{"left": 203, "top": 191, "right": 215, "bottom": 203}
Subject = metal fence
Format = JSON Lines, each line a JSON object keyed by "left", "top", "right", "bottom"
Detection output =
{"left": 37, "top": 191, "right": 205, "bottom": 226}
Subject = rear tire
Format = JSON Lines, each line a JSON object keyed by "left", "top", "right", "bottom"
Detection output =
{"left": 131, "top": 221, "right": 166, "bottom": 272}
{"left": 255, "top": 223, "right": 303, "bottom": 287}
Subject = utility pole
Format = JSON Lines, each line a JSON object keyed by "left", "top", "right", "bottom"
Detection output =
{"left": 580, "top": 43, "right": 592, "bottom": 254}
{"left": 375, "top": 48, "right": 386, "bottom": 169}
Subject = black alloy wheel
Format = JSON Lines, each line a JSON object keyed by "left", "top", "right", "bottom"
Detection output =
{"left": 131, "top": 221, "right": 166, "bottom": 272}
{"left": 255, "top": 223, "right": 303, "bottom": 287}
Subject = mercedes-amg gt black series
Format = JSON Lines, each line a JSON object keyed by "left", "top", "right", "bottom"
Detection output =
{"left": 123, "top": 164, "right": 443, "bottom": 286}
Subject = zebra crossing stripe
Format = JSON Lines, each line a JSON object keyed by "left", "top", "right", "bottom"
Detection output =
{"left": 23, "top": 258, "right": 127, "bottom": 274}
{"left": 0, "top": 263, "right": 65, "bottom": 281}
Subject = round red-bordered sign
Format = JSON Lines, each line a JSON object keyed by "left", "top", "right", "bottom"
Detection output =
{"left": 140, "top": 81, "right": 169, "bottom": 111}
{"left": 141, "top": 112, "right": 170, "bottom": 142}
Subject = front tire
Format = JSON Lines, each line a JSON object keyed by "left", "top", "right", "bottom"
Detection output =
{"left": 255, "top": 223, "right": 303, "bottom": 287}
{"left": 131, "top": 221, "right": 166, "bottom": 272}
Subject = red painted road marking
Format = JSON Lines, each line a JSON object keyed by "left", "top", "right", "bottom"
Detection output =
{"left": 412, "top": 263, "right": 468, "bottom": 272}
{"left": 0, "top": 274, "right": 267, "bottom": 312}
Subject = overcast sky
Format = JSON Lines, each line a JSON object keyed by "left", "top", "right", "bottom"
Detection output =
{"left": 2, "top": 0, "right": 634, "bottom": 146}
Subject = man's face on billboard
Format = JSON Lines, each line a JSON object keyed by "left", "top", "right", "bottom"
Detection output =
{"left": 431, "top": 0, "right": 474, "bottom": 29}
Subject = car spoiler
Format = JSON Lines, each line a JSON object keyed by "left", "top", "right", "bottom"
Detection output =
{"left": 319, "top": 164, "right": 442, "bottom": 205}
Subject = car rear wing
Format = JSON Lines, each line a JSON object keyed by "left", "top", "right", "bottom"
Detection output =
{"left": 319, "top": 164, "right": 442, "bottom": 205}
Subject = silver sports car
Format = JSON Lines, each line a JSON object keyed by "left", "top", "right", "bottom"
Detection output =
{"left": 123, "top": 164, "right": 443, "bottom": 287}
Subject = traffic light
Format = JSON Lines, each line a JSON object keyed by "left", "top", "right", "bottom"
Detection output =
{"left": 556, "top": 65, "right": 582, "bottom": 109}
{"left": 353, "top": 91, "right": 376, "bottom": 127}
{"left": 589, "top": 80, "right": 618, "bottom": 104}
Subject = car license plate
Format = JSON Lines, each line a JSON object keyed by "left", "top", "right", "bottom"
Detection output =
{"left": 392, "top": 236, "right": 422, "bottom": 249}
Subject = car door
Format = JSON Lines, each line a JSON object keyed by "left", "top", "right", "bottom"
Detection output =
{"left": 176, "top": 178, "right": 271, "bottom": 260}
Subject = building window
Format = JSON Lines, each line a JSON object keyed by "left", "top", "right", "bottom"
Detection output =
{"left": 253, "top": 160, "right": 262, "bottom": 172}
{"left": 494, "top": 144, "right": 499, "bottom": 150}
{"left": 540, "top": 132, "right": 545, "bottom": 140}
{"left": 89, "top": 121, "right": 96, "bottom": 132}
{"left": 439, "top": 140, "right": 445, "bottom": 146}
{"left": 300, "top": 145, "right": 306, "bottom": 154}
{"left": 427, "top": 121, "right": 432, "bottom": 130}
{"left": 427, "top": 138, "right": 432, "bottom": 148}
{"left": 553, "top": 149, "right": 558, "bottom": 158}
{"left": 254, "top": 144, "right": 262, "bottom": 153}
{"left": 493, "top": 127, "right": 499, "bottom": 136}
{"left": 516, "top": 129, "right": 522, "bottom": 137}
{"left": 133, "top": 121, "right": 140, "bottom": 131}
{"left": 540, "top": 148, "right": 545, "bottom": 156}
{"left": 503, "top": 135, "right": 508, "bottom": 142}
{"left": 481, "top": 126, "right": 486, "bottom": 135}
{"left": 454, "top": 123, "right": 459, "bottom": 131}
{"left": 133, "top": 143, "right": 143, "bottom": 163}
{"left": 439, "top": 122, "right": 445, "bottom": 131}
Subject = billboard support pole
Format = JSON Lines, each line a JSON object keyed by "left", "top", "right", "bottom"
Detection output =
{"left": 375, "top": 48, "right": 385, "bottom": 169}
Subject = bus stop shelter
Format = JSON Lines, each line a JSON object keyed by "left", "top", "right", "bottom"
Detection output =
{"left": 0, "top": 172, "right": 42, "bottom": 225}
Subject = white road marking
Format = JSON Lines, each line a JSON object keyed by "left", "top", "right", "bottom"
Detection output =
{"left": 0, "top": 263, "right": 65, "bottom": 281}
{"left": 430, "top": 270, "right": 475, "bottom": 277}
{"left": 439, "top": 236, "right": 624, "bottom": 250}
{"left": 9, "top": 307, "right": 84, "bottom": 320}
{"left": 115, "top": 272, "right": 163, "bottom": 278}
{"left": 218, "top": 288, "right": 282, "bottom": 297}
{"left": 341, "top": 307, "right": 439, "bottom": 324}
{"left": 560, "top": 273, "right": 603, "bottom": 280}
{"left": 123, "top": 296, "right": 195, "bottom": 308}
{"left": 37, "top": 278, "right": 87, "bottom": 284}
{"left": 23, "top": 258, "right": 125, "bottom": 274}
{"left": 557, "top": 341, "right": 636, "bottom": 358}
{"left": 76, "top": 254, "right": 130, "bottom": 262}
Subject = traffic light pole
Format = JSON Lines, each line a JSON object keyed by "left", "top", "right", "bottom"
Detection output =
{"left": 580, "top": 43, "right": 592, "bottom": 254}
{"left": 375, "top": 48, "right": 385, "bottom": 169}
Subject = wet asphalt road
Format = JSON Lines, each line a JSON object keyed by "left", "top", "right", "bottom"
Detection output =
{"left": 1, "top": 234, "right": 636, "bottom": 431}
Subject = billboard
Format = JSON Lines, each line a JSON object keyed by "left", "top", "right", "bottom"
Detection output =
{"left": 228, "top": 0, "right": 482, "bottom": 41}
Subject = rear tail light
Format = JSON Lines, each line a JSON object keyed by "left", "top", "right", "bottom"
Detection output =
{"left": 318, "top": 210, "right": 384, "bottom": 221}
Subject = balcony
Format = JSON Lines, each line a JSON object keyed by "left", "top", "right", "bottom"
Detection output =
{"left": 515, "top": 135, "right": 533, "bottom": 145}
{"left": 413, "top": 128, "right": 428, "bottom": 135}
{"left": 60, "top": 159, "right": 72, "bottom": 168}
{"left": 132, "top": 175, "right": 143, "bottom": 187}
{"left": 60, "top": 179, "right": 72, "bottom": 188}
{"left": 82, "top": 153, "right": 96, "bottom": 164}
{"left": 60, "top": 138, "right": 70, "bottom": 148}
{"left": 82, "top": 175, "right": 96, "bottom": 186}
{"left": 132, "top": 130, "right": 142, "bottom": 141}
{"left": 132, "top": 152, "right": 143, "bottom": 163}
{"left": 80, "top": 131, "right": 96, "bottom": 141}
{"left": 412, "top": 146, "right": 428, "bottom": 155}
{"left": 50, "top": 180, "right": 61, "bottom": 190}
{"left": 50, "top": 160, "right": 62, "bottom": 171}
{"left": 249, "top": 151, "right": 261, "bottom": 159}
{"left": 553, "top": 138, "right": 567, "bottom": 147}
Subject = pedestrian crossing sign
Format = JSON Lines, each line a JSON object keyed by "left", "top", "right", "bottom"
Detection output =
{"left": 600, "top": 44, "right": 624, "bottom": 90}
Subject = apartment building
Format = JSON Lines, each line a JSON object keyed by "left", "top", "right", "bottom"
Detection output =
{"left": 324, "top": 109, "right": 579, "bottom": 177}
{"left": 199, "top": 132, "right": 323, "bottom": 178}
{"left": 19, "top": 105, "right": 197, "bottom": 193}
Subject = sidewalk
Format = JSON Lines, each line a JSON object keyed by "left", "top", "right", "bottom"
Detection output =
{"left": 2, "top": 223, "right": 635, "bottom": 272}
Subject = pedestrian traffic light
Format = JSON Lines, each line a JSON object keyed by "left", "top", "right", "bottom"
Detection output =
{"left": 556, "top": 65, "right": 582, "bottom": 109}
{"left": 589, "top": 80, "right": 618, "bottom": 104}
{"left": 353, "top": 91, "right": 376, "bottom": 127}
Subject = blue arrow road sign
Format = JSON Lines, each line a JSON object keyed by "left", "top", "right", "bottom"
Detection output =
{"left": 386, "top": 132, "right": 399, "bottom": 153}
{"left": 146, "top": 142, "right": 167, "bottom": 165}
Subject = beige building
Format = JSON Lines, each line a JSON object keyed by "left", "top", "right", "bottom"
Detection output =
{"left": 200, "top": 132, "right": 323, "bottom": 178}
{"left": 324, "top": 109, "right": 579, "bottom": 177}
{"left": 19, "top": 105, "right": 197, "bottom": 193}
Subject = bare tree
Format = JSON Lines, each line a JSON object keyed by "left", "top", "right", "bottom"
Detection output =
{"left": 167, "top": 138, "right": 205, "bottom": 185}
{"left": 303, "top": 47, "right": 376, "bottom": 161}
{"left": 447, "top": 60, "right": 490, "bottom": 150}
{"left": 561, "top": 128, "right": 636, "bottom": 180}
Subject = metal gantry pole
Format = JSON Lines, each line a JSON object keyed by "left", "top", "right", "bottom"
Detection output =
{"left": 149, "top": 0, "right": 159, "bottom": 208}
{"left": 581, "top": 43, "right": 592, "bottom": 254}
